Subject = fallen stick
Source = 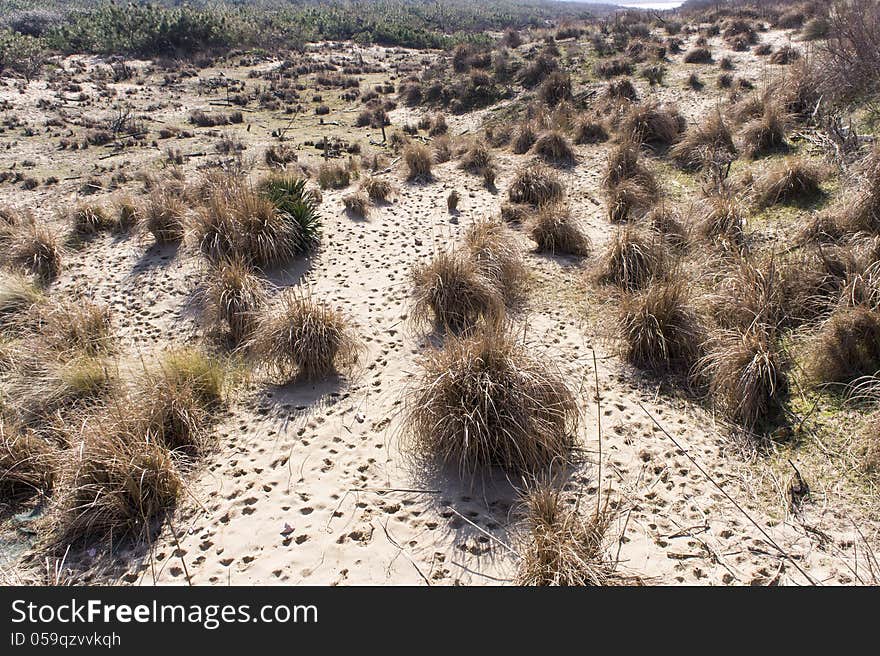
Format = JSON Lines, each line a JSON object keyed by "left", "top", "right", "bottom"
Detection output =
{"left": 445, "top": 507, "right": 521, "bottom": 559}
{"left": 379, "top": 520, "right": 431, "bottom": 586}
{"left": 165, "top": 516, "right": 193, "bottom": 586}
{"left": 347, "top": 487, "right": 440, "bottom": 494}
{"left": 637, "top": 401, "right": 819, "bottom": 586}
{"left": 592, "top": 349, "right": 603, "bottom": 516}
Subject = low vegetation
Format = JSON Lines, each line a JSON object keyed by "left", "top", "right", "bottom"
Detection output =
{"left": 405, "top": 325, "right": 578, "bottom": 475}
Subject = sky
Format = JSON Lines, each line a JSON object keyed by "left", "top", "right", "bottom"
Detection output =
{"left": 616, "top": 1, "right": 684, "bottom": 8}
{"left": 556, "top": 0, "right": 685, "bottom": 8}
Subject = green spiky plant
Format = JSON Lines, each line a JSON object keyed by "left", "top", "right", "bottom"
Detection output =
{"left": 259, "top": 176, "right": 321, "bottom": 254}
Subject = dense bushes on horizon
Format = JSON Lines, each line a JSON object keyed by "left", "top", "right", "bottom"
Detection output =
{"left": 44, "top": 4, "right": 253, "bottom": 56}
{"left": 0, "top": 0, "right": 601, "bottom": 57}
{"left": 0, "top": 29, "right": 46, "bottom": 80}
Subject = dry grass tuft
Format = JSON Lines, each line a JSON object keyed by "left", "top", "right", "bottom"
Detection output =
{"left": 229, "top": 186, "right": 297, "bottom": 268}
{"left": 0, "top": 271, "right": 42, "bottom": 330}
{"left": 500, "top": 202, "right": 529, "bottom": 225}
{"left": 539, "top": 70, "right": 572, "bottom": 107}
{"left": 190, "top": 190, "right": 237, "bottom": 261}
{"left": 145, "top": 189, "right": 187, "bottom": 244}
{"left": 512, "top": 122, "right": 538, "bottom": 154}
{"left": 123, "top": 349, "right": 228, "bottom": 455}
{"left": 740, "top": 100, "right": 789, "bottom": 159}
{"left": 727, "top": 92, "right": 766, "bottom": 124}
{"left": 9, "top": 355, "right": 119, "bottom": 423}
{"left": 532, "top": 130, "right": 576, "bottom": 166}
{"left": 814, "top": 146, "right": 880, "bottom": 236}
{"left": 770, "top": 45, "right": 800, "bottom": 65}
{"left": 607, "top": 179, "right": 656, "bottom": 223}
{"left": 709, "top": 256, "right": 790, "bottom": 330}
{"left": 702, "top": 325, "right": 788, "bottom": 430}
{"left": 54, "top": 427, "right": 181, "bottom": 546}
{"left": 190, "top": 175, "right": 318, "bottom": 268}
{"left": 343, "top": 191, "right": 370, "bottom": 218}
{"left": 38, "top": 299, "right": 114, "bottom": 356}
{"left": 527, "top": 204, "right": 592, "bottom": 256}
{"left": 410, "top": 250, "right": 505, "bottom": 333}
{"left": 463, "top": 219, "right": 527, "bottom": 302}
{"left": 317, "top": 161, "right": 352, "bottom": 190}
{"left": 574, "top": 117, "right": 609, "bottom": 145}
{"left": 71, "top": 204, "right": 114, "bottom": 236}
{"left": 806, "top": 305, "right": 880, "bottom": 385}
{"left": 618, "top": 278, "right": 704, "bottom": 373}
{"left": 596, "top": 227, "right": 668, "bottom": 291}
{"left": 594, "top": 57, "right": 634, "bottom": 79}
{"left": 684, "top": 47, "right": 713, "bottom": 63}
{"left": 361, "top": 176, "right": 392, "bottom": 203}
{"left": 516, "top": 481, "right": 618, "bottom": 586}
{"left": 694, "top": 188, "right": 745, "bottom": 246}
{"left": 753, "top": 157, "right": 825, "bottom": 207}
{"left": 9, "top": 223, "right": 62, "bottom": 281}
{"left": 433, "top": 135, "right": 454, "bottom": 163}
{"left": 606, "top": 78, "right": 638, "bottom": 101}
{"left": 508, "top": 163, "right": 565, "bottom": 207}
{"left": 250, "top": 291, "right": 360, "bottom": 380}
{"left": 115, "top": 197, "right": 140, "bottom": 233}
{"left": 150, "top": 349, "right": 226, "bottom": 408}
{"left": 669, "top": 111, "right": 736, "bottom": 172}
{"left": 620, "top": 102, "right": 685, "bottom": 150}
{"left": 0, "top": 419, "right": 56, "bottom": 501}
{"left": 403, "top": 143, "right": 433, "bottom": 182}
{"left": 459, "top": 140, "right": 495, "bottom": 174}
{"left": 603, "top": 140, "right": 659, "bottom": 197}
{"left": 202, "top": 258, "right": 267, "bottom": 344}
{"left": 405, "top": 326, "right": 578, "bottom": 475}
{"left": 647, "top": 203, "right": 689, "bottom": 251}
{"left": 860, "top": 412, "right": 880, "bottom": 474}
{"left": 779, "top": 245, "right": 866, "bottom": 323}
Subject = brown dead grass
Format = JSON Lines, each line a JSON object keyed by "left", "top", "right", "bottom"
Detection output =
{"left": 463, "top": 219, "right": 527, "bottom": 303}
{"left": 603, "top": 140, "right": 659, "bottom": 197}
{"left": 410, "top": 249, "right": 506, "bottom": 333}
{"left": 753, "top": 156, "right": 826, "bottom": 207}
{"left": 596, "top": 227, "right": 668, "bottom": 291}
{"left": 0, "top": 418, "right": 56, "bottom": 502}
{"left": 739, "top": 100, "right": 789, "bottom": 159}
{"left": 9, "top": 223, "right": 62, "bottom": 281}
{"left": 405, "top": 325, "right": 578, "bottom": 475}
{"left": 618, "top": 278, "right": 705, "bottom": 373}
{"left": 145, "top": 189, "right": 187, "bottom": 244}
{"left": 404, "top": 143, "right": 433, "bottom": 182}
{"left": 516, "top": 481, "right": 618, "bottom": 586}
{"left": 533, "top": 130, "right": 576, "bottom": 166}
{"left": 669, "top": 111, "right": 736, "bottom": 172}
{"left": 805, "top": 305, "right": 880, "bottom": 386}
{"left": 202, "top": 258, "right": 267, "bottom": 344}
{"left": 528, "top": 204, "right": 592, "bottom": 256}
{"left": 250, "top": 291, "right": 360, "bottom": 380}
{"left": 508, "top": 163, "right": 565, "bottom": 207}
{"left": 53, "top": 425, "right": 182, "bottom": 547}
{"left": 620, "top": 102, "right": 685, "bottom": 150}
{"left": 702, "top": 324, "right": 788, "bottom": 430}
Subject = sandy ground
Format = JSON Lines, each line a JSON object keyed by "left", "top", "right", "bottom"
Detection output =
{"left": 0, "top": 27, "right": 876, "bottom": 586}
